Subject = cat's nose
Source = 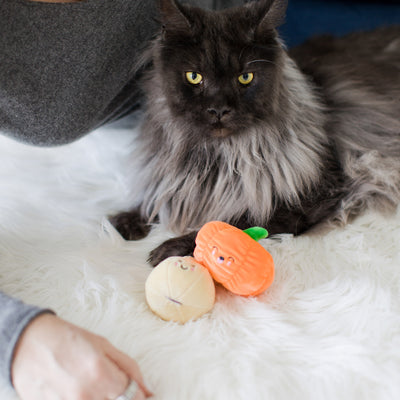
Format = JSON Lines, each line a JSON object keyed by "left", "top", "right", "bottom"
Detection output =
{"left": 207, "top": 107, "right": 231, "bottom": 120}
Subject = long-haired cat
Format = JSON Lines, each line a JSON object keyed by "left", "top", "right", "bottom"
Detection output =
{"left": 110, "top": 0, "right": 400, "bottom": 266}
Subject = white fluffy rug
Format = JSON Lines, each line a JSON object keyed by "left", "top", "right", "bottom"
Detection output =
{"left": 1, "top": 121, "right": 400, "bottom": 400}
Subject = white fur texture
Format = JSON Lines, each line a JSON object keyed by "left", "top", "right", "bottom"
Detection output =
{"left": 1, "top": 122, "right": 400, "bottom": 400}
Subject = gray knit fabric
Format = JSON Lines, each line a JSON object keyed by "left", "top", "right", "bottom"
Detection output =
{"left": 0, "top": 293, "right": 54, "bottom": 387}
{"left": 0, "top": 0, "right": 160, "bottom": 146}
{"left": 0, "top": 0, "right": 244, "bottom": 389}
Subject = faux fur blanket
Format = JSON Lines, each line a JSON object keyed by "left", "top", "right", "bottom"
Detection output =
{"left": 1, "top": 122, "right": 400, "bottom": 400}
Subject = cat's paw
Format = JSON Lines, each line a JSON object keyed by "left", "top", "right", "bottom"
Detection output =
{"left": 148, "top": 232, "right": 197, "bottom": 267}
{"left": 109, "top": 210, "right": 151, "bottom": 240}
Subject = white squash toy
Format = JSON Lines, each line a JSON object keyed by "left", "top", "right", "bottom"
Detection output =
{"left": 145, "top": 256, "right": 215, "bottom": 324}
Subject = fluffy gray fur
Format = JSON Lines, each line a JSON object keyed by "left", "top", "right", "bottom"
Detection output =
{"left": 119, "top": 0, "right": 400, "bottom": 243}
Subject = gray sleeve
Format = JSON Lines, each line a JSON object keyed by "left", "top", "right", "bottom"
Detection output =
{"left": 0, "top": 291, "right": 54, "bottom": 387}
{"left": 0, "top": 0, "right": 159, "bottom": 146}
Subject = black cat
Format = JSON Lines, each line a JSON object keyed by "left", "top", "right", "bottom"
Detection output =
{"left": 110, "top": 0, "right": 400, "bottom": 266}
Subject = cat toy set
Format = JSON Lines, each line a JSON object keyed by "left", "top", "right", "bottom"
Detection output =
{"left": 145, "top": 221, "right": 275, "bottom": 323}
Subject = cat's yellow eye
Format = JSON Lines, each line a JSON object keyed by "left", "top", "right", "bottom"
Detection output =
{"left": 238, "top": 72, "right": 254, "bottom": 85}
{"left": 186, "top": 71, "right": 203, "bottom": 85}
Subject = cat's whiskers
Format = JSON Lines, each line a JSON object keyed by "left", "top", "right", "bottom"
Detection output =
{"left": 246, "top": 59, "right": 276, "bottom": 66}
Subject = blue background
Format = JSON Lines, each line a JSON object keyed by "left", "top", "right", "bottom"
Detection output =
{"left": 279, "top": 0, "right": 400, "bottom": 48}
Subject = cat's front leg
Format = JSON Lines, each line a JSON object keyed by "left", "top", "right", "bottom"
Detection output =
{"left": 148, "top": 231, "right": 197, "bottom": 267}
{"left": 109, "top": 207, "right": 152, "bottom": 240}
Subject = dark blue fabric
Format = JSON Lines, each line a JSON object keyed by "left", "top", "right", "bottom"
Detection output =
{"left": 280, "top": 0, "right": 400, "bottom": 48}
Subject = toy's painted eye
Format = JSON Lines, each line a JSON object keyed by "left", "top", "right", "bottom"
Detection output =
{"left": 212, "top": 246, "right": 218, "bottom": 256}
{"left": 186, "top": 71, "right": 203, "bottom": 85}
{"left": 189, "top": 263, "right": 197, "bottom": 271}
{"left": 226, "top": 257, "right": 235, "bottom": 267}
{"left": 180, "top": 264, "right": 189, "bottom": 270}
{"left": 238, "top": 72, "right": 254, "bottom": 85}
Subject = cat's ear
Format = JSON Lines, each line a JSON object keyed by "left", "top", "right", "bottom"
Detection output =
{"left": 248, "top": 0, "right": 288, "bottom": 37}
{"left": 159, "top": 0, "right": 192, "bottom": 37}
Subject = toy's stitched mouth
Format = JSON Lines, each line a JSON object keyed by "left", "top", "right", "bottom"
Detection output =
{"left": 166, "top": 296, "right": 182, "bottom": 306}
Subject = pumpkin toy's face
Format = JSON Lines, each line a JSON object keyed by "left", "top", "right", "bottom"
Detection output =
{"left": 194, "top": 221, "right": 274, "bottom": 297}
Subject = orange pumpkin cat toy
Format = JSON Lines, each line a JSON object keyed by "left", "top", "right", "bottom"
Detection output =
{"left": 194, "top": 221, "right": 274, "bottom": 297}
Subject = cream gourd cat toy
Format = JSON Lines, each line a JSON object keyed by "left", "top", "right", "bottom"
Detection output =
{"left": 145, "top": 221, "right": 274, "bottom": 323}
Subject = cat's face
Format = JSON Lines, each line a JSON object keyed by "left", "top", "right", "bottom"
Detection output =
{"left": 153, "top": 0, "right": 287, "bottom": 140}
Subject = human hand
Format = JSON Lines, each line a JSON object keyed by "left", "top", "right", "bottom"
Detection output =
{"left": 11, "top": 313, "right": 153, "bottom": 400}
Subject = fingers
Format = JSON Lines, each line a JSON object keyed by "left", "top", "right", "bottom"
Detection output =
{"left": 104, "top": 341, "right": 153, "bottom": 398}
{"left": 93, "top": 354, "right": 130, "bottom": 399}
{"left": 116, "top": 381, "right": 146, "bottom": 400}
{"left": 135, "top": 389, "right": 147, "bottom": 400}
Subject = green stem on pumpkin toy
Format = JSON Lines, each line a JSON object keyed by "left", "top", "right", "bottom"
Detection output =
{"left": 243, "top": 227, "right": 269, "bottom": 241}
